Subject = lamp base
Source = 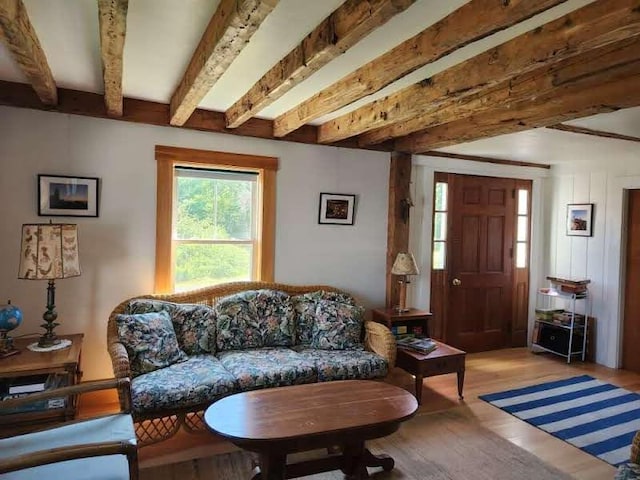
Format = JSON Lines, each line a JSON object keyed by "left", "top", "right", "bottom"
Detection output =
{"left": 37, "top": 333, "right": 61, "bottom": 348}
{"left": 394, "top": 306, "right": 411, "bottom": 313}
{"left": 39, "top": 279, "right": 61, "bottom": 348}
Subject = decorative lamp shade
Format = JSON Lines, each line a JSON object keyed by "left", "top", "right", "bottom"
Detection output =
{"left": 391, "top": 252, "right": 419, "bottom": 276}
{"left": 18, "top": 224, "right": 81, "bottom": 280}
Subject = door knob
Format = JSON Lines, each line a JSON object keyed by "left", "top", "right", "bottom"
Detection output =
{"left": 452, "top": 278, "right": 462, "bottom": 286}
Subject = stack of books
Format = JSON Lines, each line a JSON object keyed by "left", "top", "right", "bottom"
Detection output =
{"left": 396, "top": 337, "right": 438, "bottom": 354}
{"left": 0, "top": 374, "right": 66, "bottom": 414}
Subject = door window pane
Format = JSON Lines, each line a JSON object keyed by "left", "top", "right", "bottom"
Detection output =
{"left": 517, "top": 216, "right": 528, "bottom": 242}
{"left": 175, "top": 243, "right": 252, "bottom": 291}
{"left": 435, "top": 182, "right": 448, "bottom": 211}
{"left": 516, "top": 242, "right": 527, "bottom": 268}
{"left": 433, "top": 241, "right": 445, "bottom": 269}
{"left": 434, "top": 212, "right": 447, "bottom": 241}
{"left": 518, "top": 189, "right": 528, "bottom": 215}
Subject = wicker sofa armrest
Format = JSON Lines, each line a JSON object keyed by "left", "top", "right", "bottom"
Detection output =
{"left": 364, "top": 320, "right": 396, "bottom": 368}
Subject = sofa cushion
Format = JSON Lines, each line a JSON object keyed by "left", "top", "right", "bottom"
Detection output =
{"left": 615, "top": 463, "right": 640, "bottom": 480}
{"left": 294, "top": 347, "right": 388, "bottom": 381}
{"left": 311, "top": 300, "right": 364, "bottom": 350}
{"left": 292, "top": 290, "right": 357, "bottom": 346}
{"left": 126, "top": 299, "right": 216, "bottom": 355}
{"left": 217, "top": 347, "right": 316, "bottom": 390}
{"left": 130, "top": 355, "right": 237, "bottom": 413}
{"left": 116, "top": 311, "right": 187, "bottom": 377}
{"left": 215, "top": 290, "right": 294, "bottom": 351}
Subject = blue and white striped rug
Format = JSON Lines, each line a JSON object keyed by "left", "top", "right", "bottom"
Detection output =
{"left": 479, "top": 375, "right": 640, "bottom": 466}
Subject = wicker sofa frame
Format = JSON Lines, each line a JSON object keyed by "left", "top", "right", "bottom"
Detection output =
{"left": 107, "top": 281, "right": 397, "bottom": 446}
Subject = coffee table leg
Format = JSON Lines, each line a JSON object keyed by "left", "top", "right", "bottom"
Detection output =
{"left": 415, "top": 374, "right": 424, "bottom": 404}
{"left": 341, "top": 442, "right": 370, "bottom": 479}
{"left": 254, "top": 452, "right": 286, "bottom": 480}
{"left": 457, "top": 368, "right": 465, "bottom": 399}
{"left": 363, "top": 448, "right": 394, "bottom": 472}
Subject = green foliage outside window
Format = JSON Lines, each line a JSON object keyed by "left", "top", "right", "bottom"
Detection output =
{"left": 174, "top": 174, "right": 255, "bottom": 290}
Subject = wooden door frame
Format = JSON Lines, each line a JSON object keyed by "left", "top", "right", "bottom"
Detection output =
{"left": 604, "top": 177, "right": 640, "bottom": 368}
{"left": 429, "top": 172, "right": 531, "bottom": 347}
{"left": 408, "top": 157, "right": 546, "bottom": 349}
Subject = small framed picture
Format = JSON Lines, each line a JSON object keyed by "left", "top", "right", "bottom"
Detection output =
{"left": 566, "top": 203, "right": 593, "bottom": 236}
{"left": 318, "top": 193, "right": 356, "bottom": 225}
{"left": 38, "top": 174, "right": 100, "bottom": 217}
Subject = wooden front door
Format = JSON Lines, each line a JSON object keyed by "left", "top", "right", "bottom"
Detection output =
{"left": 623, "top": 189, "right": 640, "bottom": 373}
{"left": 445, "top": 174, "right": 522, "bottom": 352}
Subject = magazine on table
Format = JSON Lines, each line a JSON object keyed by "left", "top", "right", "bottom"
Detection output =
{"left": 396, "top": 336, "right": 438, "bottom": 354}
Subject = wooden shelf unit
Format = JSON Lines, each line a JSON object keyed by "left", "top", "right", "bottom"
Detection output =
{"left": 0, "top": 334, "right": 83, "bottom": 436}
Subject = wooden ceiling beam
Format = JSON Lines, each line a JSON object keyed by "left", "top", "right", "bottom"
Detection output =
{"left": 394, "top": 48, "right": 640, "bottom": 152}
{"left": 319, "top": 0, "right": 640, "bottom": 144}
{"left": 0, "top": 80, "right": 393, "bottom": 153}
{"left": 225, "top": 0, "right": 415, "bottom": 129}
{"left": 273, "top": 0, "right": 567, "bottom": 138}
{"left": 97, "top": 0, "right": 129, "bottom": 117}
{"left": 546, "top": 124, "right": 640, "bottom": 143}
{"left": 0, "top": 0, "right": 57, "bottom": 105}
{"left": 422, "top": 151, "right": 551, "bottom": 169}
{"left": 169, "top": 0, "right": 278, "bottom": 127}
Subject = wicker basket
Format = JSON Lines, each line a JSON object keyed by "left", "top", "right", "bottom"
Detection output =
{"left": 631, "top": 430, "right": 640, "bottom": 464}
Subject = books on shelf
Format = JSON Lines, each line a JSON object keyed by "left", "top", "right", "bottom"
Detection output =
{"left": 396, "top": 337, "right": 438, "bottom": 354}
{"left": 0, "top": 374, "right": 67, "bottom": 415}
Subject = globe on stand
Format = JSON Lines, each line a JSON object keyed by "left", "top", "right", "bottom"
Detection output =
{"left": 0, "top": 300, "right": 23, "bottom": 358}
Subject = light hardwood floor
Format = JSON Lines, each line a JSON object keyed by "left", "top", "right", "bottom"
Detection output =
{"left": 81, "top": 348, "right": 640, "bottom": 479}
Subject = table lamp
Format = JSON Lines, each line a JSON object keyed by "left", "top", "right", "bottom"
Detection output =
{"left": 18, "top": 223, "right": 81, "bottom": 347}
{"left": 391, "top": 252, "right": 419, "bottom": 313}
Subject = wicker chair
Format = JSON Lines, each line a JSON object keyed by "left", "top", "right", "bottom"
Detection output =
{"left": 0, "top": 378, "right": 137, "bottom": 480}
{"left": 107, "top": 281, "right": 397, "bottom": 446}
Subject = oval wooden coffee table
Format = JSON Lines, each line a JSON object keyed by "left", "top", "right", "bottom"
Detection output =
{"left": 204, "top": 380, "right": 418, "bottom": 479}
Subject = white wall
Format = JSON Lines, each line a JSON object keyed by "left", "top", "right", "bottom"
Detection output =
{"left": 0, "top": 106, "right": 390, "bottom": 379}
{"left": 548, "top": 147, "right": 640, "bottom": 368}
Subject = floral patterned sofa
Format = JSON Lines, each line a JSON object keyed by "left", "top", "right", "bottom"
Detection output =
{"left": 107, "top": 281, "right": 396, "bottom": 445}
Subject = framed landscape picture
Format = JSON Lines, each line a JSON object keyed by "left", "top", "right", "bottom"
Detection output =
{"left": 566, "top": 203, "right": 593, "bottom": 236}
{"left": 318, "top": 193, "right": 356, "bottom": 225}
{"left": 38, "top": 174, "right": 100, "bottom": 217}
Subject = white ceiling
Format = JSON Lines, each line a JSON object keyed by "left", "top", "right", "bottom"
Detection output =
{"left": 1, "top": 0, "right": 638, "bottom": 165}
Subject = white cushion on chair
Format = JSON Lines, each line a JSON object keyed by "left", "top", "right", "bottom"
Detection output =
{"left": 0, "top": 414, "right": 135, "bottom": 480}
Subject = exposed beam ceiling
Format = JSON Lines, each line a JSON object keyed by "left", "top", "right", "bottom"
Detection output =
{"left": 0, "top": 0, "right": 56, "bottom": 105}
{"left": 317, "top": 0, "right": 640, "bottom": 145}
{"left": 0, "top": 80, "right": 394, "bottom": 153}
{"left": 97, "top": 0, "right": 129, "bottom": 117}
{"left": 394, "top": 38, "right": 640, "bottom": 152}
{"left": 225, "top": 0, "right": 415, "bottom": 129}
{"left": 273, "top": 0, "right": 568, "bottom": 138}
{"left": 546, "top": 123, "right": 640, "bottom": 143}
{"left": 169, "top": 0, "right": 279, "bottom": 127}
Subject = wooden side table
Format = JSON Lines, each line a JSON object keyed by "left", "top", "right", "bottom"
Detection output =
{"left": 395, "top": 340, "right": 466, "bottom": 405}
{"left": 0, "top": 333, "right": 83, "bottom": 436}
{"left": 371, "top": 308, "right": 432, "bottom": 337}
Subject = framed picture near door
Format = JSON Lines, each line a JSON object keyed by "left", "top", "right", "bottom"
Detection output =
{"left": 566, "top": 203, "right": 594, "bottom": 237}
{"left": 318, "top": 193, "right": 356, "bottom": 225}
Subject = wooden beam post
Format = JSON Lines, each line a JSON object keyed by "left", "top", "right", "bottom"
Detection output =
{"left": 97, "top": 0, "right": 129, "bottom": 117}
{"left": 0, "top": 0, "right": 57, "bottom": 105}
{"left": 386, "top": 152, "right": 412, "bottom": 308}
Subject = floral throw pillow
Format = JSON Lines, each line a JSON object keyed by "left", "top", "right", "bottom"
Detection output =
{"left": 292, "top": 291, "right": 357, "bottom": 346}
{"left": 311, "top": 300, "right": 364, "bottom": 350}
{"left": 127, "top": 299, "right": 216, "bottom": 356}
{"left": 115, "top": 310, "right": 187, "bottom": 377}
{"left": 215, "top": 290, "right": 294, "bottom": 351}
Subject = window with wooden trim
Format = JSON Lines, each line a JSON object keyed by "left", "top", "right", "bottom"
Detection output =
{"left": 155, "top": 145, "right": 277, "bottom": 293}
